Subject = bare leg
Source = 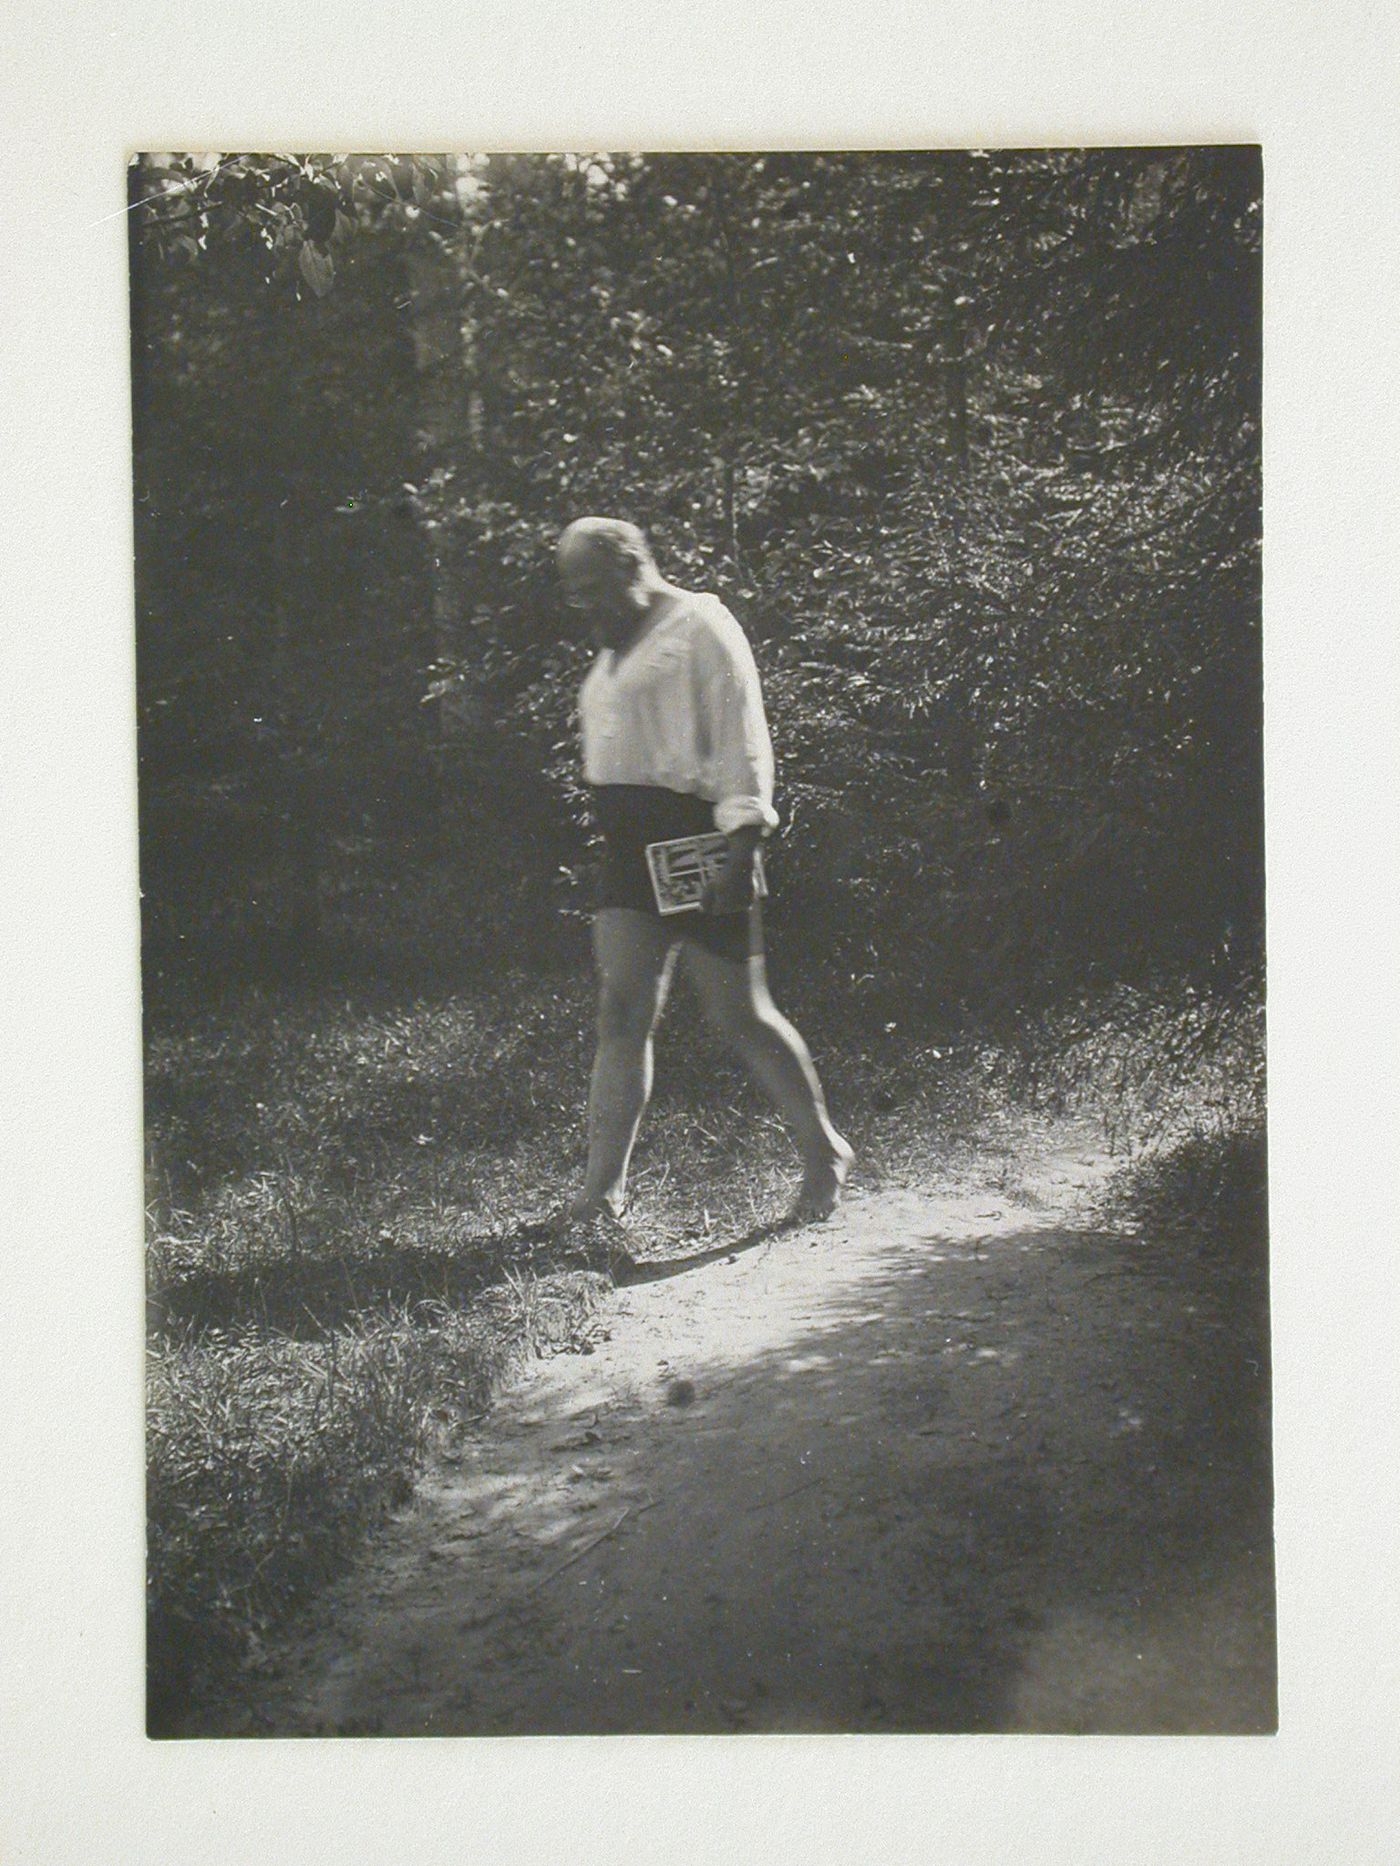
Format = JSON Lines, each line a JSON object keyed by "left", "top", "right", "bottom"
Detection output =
{"left": 576, "top": 909, "right": 676, "bottom": 1219}
{"left": 682, "top": 942, "right": 853, "bottom": 1219}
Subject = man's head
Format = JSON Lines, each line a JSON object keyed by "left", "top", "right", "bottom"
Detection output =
{"left": 556, "top": 517, "right": 658, "bottom": 645}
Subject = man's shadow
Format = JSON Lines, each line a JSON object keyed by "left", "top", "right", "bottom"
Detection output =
{"left": 618, "top": 1216, "right": 799, "bottom": 1285}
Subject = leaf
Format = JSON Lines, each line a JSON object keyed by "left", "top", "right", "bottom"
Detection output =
{"left": 302, "top": 184, "right": 339, "bottom": 244}
{"left": 297, "top": 241, "right": 335, "bottom": 298}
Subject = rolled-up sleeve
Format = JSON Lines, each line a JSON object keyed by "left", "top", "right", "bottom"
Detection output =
{"left": 691, "top": 604, "right": 780, "bottom": 834}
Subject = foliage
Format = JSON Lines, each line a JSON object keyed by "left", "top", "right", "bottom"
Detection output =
{"left": 131, "top": 147, "right": 1262, "bottom": 1016}
{"left": 980, "top": 972, "right": 1266, "bottom": 1153}
{"left": 131, "top": 156, "right": 446, "bottom": 968}
{"left": 1096, "top": 1126, "right": 1268, "bottom": 1248}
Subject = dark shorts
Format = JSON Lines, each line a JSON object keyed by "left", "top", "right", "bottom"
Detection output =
{"left": 591, "top": 784, "right": 763, "bottom": 965}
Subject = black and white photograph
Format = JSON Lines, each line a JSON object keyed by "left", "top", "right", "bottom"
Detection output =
{"left": 7, "top": 0, "right": 1400, "bottom": 1846}
{"left": 132, "top": 147, "right": 1274, "bottom": 1739}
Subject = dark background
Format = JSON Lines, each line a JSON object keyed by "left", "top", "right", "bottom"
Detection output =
{"left": 129, "top": 148, "right": 1263, "bottom": 1032}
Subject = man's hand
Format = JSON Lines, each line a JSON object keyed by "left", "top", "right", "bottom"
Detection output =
{"left": 700, "top": 828, "right": 762, "bottom": 916}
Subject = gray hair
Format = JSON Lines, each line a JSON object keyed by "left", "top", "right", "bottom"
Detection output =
{"left": 556, "top": 516, "right": 655, "bottom": 571}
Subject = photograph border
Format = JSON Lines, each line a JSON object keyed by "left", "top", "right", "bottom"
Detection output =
{"left": 4, "top": 0, "right": 1398, "bottom": 1858}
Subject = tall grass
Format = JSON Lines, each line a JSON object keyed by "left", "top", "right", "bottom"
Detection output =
{"left": 147, "top": 1274, "right": 606, "bottom": 1733}
{"left": 979, "top": 976, "right": 1266, "bottom": 1153}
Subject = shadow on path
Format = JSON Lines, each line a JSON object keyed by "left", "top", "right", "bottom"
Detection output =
{"left": 618, "top": 1218, "right": 793, "bottom": 1284}
{"left": 232, "top": 1181, "right": 1275, "bottom": 1737}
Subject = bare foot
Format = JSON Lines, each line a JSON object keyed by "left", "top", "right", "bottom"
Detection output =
{"left": 787, "top": 1135, "right": 855, "bottom": 1225}
{"left": 553, "top": 1202, "right": 638, "bottom": 1281}
{"left": 554, "top": 1195, "right": 628, "bottom": 1238}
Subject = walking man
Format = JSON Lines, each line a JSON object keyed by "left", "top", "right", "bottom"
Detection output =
{"left": 558, "top": 517, "right": 852, "bottom": 1256}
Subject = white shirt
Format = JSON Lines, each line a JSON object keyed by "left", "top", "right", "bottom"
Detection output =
{"left": 579, "top": 593, "right": 779, "bottom": 835}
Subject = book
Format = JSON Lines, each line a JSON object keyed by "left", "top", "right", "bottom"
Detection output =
{"left": 643, "top": 832, "right": 768, "bottom": 915}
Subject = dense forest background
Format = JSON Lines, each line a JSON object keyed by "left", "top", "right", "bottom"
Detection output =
{"left": 130, "top": 148, "right": 1263, "bottom": 1031}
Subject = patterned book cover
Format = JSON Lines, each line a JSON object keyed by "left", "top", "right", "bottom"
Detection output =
{"left": 644, "top": 833, "right": 769, "bottom": 915}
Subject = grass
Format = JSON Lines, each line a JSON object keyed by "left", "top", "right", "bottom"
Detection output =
{"left": 1097, "top": 1125, "right": 1268, "bottom": 1240}
{"left": 144, "top": 955, "right": 1265, "bottom": 1729}
{"left": 147, "top": 1273, "right": 607, "bottom": 1734}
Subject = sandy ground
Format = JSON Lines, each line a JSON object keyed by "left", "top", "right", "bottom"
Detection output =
{"left": 220, "top": 1139, "right": 1275, "bottom": 1736}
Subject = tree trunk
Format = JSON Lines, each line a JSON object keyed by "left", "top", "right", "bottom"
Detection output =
{"left": 405, "top": 240, "right": 474, "bottom": 709}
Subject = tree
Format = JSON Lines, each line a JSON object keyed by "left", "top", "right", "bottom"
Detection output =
{"left": 131, "top": 148, "right": 1262, "bottom": 1018}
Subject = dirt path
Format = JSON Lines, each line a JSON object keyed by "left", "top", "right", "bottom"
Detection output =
{"left": 226, "top": 1142, "right": 1274, "bottom": 1735}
